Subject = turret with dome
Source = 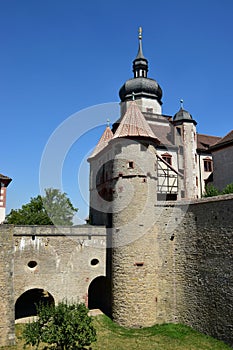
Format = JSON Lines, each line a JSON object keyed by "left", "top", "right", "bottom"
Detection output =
{"left": 173, "top": 100, "right": 197, "bottom": 125}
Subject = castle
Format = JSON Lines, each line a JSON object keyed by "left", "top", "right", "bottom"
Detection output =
{"left": 89, "top": 28, "right": 221, "bottom": 220}
{"left": 0, "top": 29, "right": 232, "bottom": 348}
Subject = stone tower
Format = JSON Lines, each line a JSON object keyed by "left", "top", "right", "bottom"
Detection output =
{"left": 89, "top": 101, "right": 161, "bottom": 326}
{"left": 109, "top": 102, "right": 160, "bottom": 327}
{"left": 173, "top": 105, "right": 198, "bottom": 199}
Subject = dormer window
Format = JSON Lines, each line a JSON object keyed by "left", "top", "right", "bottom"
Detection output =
{"left": 162, "top": 153, "right": 172, "bottom": 165}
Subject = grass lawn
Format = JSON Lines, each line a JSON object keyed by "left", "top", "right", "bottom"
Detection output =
{"left": 1, "top": 315, "right": 232, "bottom": 350}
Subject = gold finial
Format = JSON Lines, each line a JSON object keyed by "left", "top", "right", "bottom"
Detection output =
{"left": 138, "top": 27, "right": 142, "bottom": 40}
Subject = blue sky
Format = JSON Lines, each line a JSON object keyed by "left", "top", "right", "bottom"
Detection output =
{"left": 1, "top": 0, "right": 233, "bottom": 222}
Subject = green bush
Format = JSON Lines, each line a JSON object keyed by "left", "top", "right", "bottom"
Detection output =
{"left": 204, "top": 182, "right": 233, "bottom": 197}
{"left": 203, "top": 184, "right": 220, "bottom": 197}
{"left": 221, "top": 183, "right": 233, "bottom": 195}
{"left": 22, "top": 301, "right": 96, "bottom": 350}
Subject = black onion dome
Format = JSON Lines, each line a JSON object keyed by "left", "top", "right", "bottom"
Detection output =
{"left": 119, "top": 27, "right": 163, "bottom": 104}
{"left": 119, "top": 77, "right": 163, "bottom": 103}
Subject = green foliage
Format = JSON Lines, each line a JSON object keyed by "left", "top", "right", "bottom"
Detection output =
{"left": 204, "top": 183, "right": 233, "bottom": 197}
{"left": 22, "top": 301, "right": 96, "bottom": 350}
{"left": 203, "top": 184, "right": 220, "bottom": 197}
{"left": 221, "top": 183, "right": 233, "bottom": 195}
{"left": 5, "top": 188, "right": 77, "bottom": 225}
{"left": 11, "top": 316, "right": 232, "bottom": 350}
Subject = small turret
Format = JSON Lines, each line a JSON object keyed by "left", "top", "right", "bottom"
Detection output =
{"left": 173, "top": 100, "right": 197, "bottom": 125}
{"left": 173, "top": 100, "right": 198, "bottom": 199}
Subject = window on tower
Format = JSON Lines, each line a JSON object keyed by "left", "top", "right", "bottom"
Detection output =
{"left": 128, "top": 161, "right": 134, "bottom": 169}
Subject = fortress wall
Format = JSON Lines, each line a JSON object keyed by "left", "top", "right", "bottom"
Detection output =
{"left": 0, "top": 195, "right": 232, "bottom": 346}
{"left": 110, "top": 194, "right": 233, "bottom": 345}
{"left": 13, "top": 226, "right": 106, "bottom": 306}
{"left": 0, "top": 226, "right": 15, "bottom": 346}
{"left": 174, "top": 195, "right": 233, "bottom": 347}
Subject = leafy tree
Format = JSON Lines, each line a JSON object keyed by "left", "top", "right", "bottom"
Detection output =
{"left": 203, "top": 184, "right": 220, "bottom": 197}
{"left": 5, "top": 188, "right": 77, "bottom": 225}
{"left": 22, "top": 301, "right": 97, "bottom": 350}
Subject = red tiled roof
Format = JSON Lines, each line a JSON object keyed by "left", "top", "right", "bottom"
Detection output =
{"left": 113, "top": 101, "right": 159, "bottom": 141}
{"left": 88, "top": 126, "right": 113, "bottom": 159}
{"left": 149, "top": 123, "right": 173, "bottom": 146}
{"left": 211, "top": 129, "right": 233, "bottom": 150}
{"left": 197, "top": 134, "right": 221, "bottom": 151}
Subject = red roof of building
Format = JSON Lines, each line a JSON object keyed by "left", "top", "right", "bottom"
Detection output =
{"left": 210, "top": 129, "right": 233, "bottom": 151}
{"left": 197, "top": 133, "right": 222, "bottom": 152}
{"left": 149, "top": 123, "right": 173, "bottom": 146}
{"left": 88, "top": 126, "right": 113, "bottom": 159}
{"left": 113, "top": 101, "right": 159, "bottom": 142}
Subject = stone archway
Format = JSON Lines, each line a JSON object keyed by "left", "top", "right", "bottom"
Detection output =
{"left": 15, "top": 288, "right": 55, "bottom": 320}
{"left": 88, "top": 276, "right": 111, "bottom": 316}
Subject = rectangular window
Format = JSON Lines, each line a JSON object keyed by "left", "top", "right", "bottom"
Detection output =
{"left": 146, "top": 108, "right": 153, "bottom": 113}
{"left": 204, "top": 159, "right": 213, "bottom": 172}
{"left": 128, "top": 161, "right": 134, "bottom": 169}
{"left": 179, "top": 146, "right": 184, "bottom": 155}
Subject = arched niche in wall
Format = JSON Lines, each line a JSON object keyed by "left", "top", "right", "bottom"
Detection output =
{"left": 15, "top": 288, "right": 55, "bottom": 320}
{"left": 88, "top": 276, "right": 111, "bottom": 317}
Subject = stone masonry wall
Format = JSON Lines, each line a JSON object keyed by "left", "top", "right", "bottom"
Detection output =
{"left": 0, "top": 195, "right": 232, "bottom": 347}
{"left": 110, "top": 194, "right": 233, "bottom": 347}
{"left": 0, "top": 225, "right": 15, "bottom": 347}
{"left": 174, "top": 194, "right": 233, "bottom": 347}
{"left": 13, "top": 226, "right": 106, "bottom": 307}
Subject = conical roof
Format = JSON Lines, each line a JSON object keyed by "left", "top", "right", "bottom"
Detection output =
{"left": 88, "top": 126, "right": 113, "bottom": 159}
{"left": 113, "top": 101, "right": 159, "bottom": 141}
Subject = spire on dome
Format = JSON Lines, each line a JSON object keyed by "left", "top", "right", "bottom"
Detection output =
{"left": 133, "top": 27, "right": 148, "bottom": 78}
{"left": 135, "top": 27, "right": 145, "bottom": 60}
{"left": 88, "top": 125, "right": 113, "bottom": 159}
{"left": 113, "top": 101, "right": 160, "bottom": 142}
